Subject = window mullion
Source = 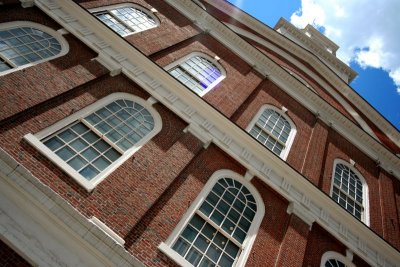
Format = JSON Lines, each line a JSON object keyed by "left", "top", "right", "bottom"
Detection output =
{"left": 335, "top": 184, "right": 363, "bottom": 206}
{"left": 109, "top": 10, "right": 135, "bottom": 32}
{"left": 255, "top": 121, "right": 286, "bottom": 147}
{"left": 80, "top": 118, "right": 125, "bottom": 154}
{"left": 0, "top": 54, "right": 17, "bottom": 68}
{"left": 179, "top": 66, "right": 201, "bottom": 84}
{"left": 196, "top": 210, "right": 244, "bottom": 250}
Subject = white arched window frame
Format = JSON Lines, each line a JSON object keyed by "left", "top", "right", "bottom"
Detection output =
{"left": 246, "top": 104, "right": 297, "bottom": 160}
{"left": 320, "top": 251, "right": 356, "bottom": 267}
{"left": 24, "top": 93, "right": 162, "bottom": 192}
{"left": 329, "top": 159, "right": 369, "bottom": 225}
{"left": 165, "top": 52, "right": 226, "bottom": 97}
{"left": 0, "top": 21, "right": 69, "bottom": 76}
{"left": 159, "top": 169, "right": 265, "bottom": 267}
{"left": 90, "top": 3, "right": 159, "bottom": 37}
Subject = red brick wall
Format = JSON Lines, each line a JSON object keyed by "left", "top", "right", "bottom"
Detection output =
{"left": 301, "top": 119, "right": 329, "bottom": 186}
{"left": 233, "top": 79, "right": 315, "bottom": 171}
{"left": 151, "top": 33, "right": 264, "bottom": 118}
{"left": 76, "top": 0, "right": 202, "bottom": 56}
{"left": 123, "top": 159, "right": 295, "bottom": 267}
{"left": 321, "top": 129, "right": 384, "bottom": 235}
{"left": 230, "top": 76, "right": 400, "bottom": 249}
{"left": 0, "top": 240, "right": 32, "bottom": 267}
{"left": 1, "top": 2, "right": 399, "bottom": 266}
{"left": 248, "top": 39, "right": 358, "bottom": 125}
{"left": 201, "top": 0, "right": 359, "bottom": 126}
{"left": 0, "top": 74, "right": 205, "bottom": 237}
{"left": 275, "top": 214, "right": 310, "bottom": 267}
{"left": 302, "top": 224, "right": 371, "bottom": 267}
{"left": 383, "top": 172, "right": 400, "bottom": 249}
{"left": 245, "top": 178, "right": 291, "bottom": 267}
{"left": 125, "top": 145, "right": 247, "bottom": 266}
{"left": 0, "top": 4, "right": 108, "bottom": 121}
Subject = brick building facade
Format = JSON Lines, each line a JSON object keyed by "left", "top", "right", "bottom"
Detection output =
{"left": 0, "top": 1, "right": 399, "bottom": 266}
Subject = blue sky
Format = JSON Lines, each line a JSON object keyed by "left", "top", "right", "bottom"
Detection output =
{"left": 228, "top": 0, "right": 400, "bottom": 131}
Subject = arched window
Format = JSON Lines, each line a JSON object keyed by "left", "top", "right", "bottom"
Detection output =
{"left": 320, "top": 251, "right": 356, "bottom": 267}
{"left": 166, "top": 52, "right": 226, "bottom": 96}
{"left": 330, "top": 160, "right": 369, "bottom": 224}
{"left": 325, "top": 259, "right": 348, "bottom": 267}
{"left": 247, "top": 105, "right": 296, "bottom": 160}
{"left": 24, "top": 93, "right": 162, "bottom": 192}
{"left": 90, "top": 4, "right": 159, "bottom": 37}
{"left": 0, "top": 21, "right": 68, "bottom": 75}
{"left": 159, "top": 170, "right": 265, "bottom": 267}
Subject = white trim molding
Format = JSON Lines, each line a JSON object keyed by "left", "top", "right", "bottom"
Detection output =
{"left": 89, "top": 217, "right": 125, "bottom": 246}
{"left": 0, "top": 148, "right": 144, "bottom": 267}
{"left": 164, "top": 0, "right": 400, "bottom": 180}
{"left": 159, "top": 169, "right": 265, "bottom": 267}
{"left": 0, "top": 21, "right": 69, "bottom": 76}
{"left": 287, "top": 202, "right": 316, "bottom": 229}
{"left": 203, "top": 0, "right": 400, "bottom": 151}
{"left": 225, "top": 23, "right": 380, "bottom": 142}
{"left": 274, "top": 18, "right": 356, "bottom": 83}
{"left": 320, "top": 251, "right": 356, "bottom": 267}
{"left": 24, "top": 93, "right": 162, "bottom": 192}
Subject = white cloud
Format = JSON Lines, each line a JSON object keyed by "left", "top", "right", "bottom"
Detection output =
{"left": 290, "top": 0, "right": 400, "bottom": 94}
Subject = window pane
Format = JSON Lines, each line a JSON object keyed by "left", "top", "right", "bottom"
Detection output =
{"left": 182, "top": 225, "right": 198, "bottom": 243}
{"left": 93, "top": 157, "right": 111, "bottom": 171}
{"left": 331, "top": 163, "right": 364, "bottom": 220}
{"left": 199, "top": 257, "right": 215, "bottom": 267}
{"left": 95, "top": 11, "right": 133, "bottom": 36}
{"left": 194, "top": 234, "right": 209, "bottom": 253}
{"left": 82, "top": 147, "right": 100, "bottom": 162}
{"left": 186, "top": 247, "right": 202, "bottom": 266}
{"left": 250, "top": 108, "right": 292, "bottom": 157}
{"left": 70, "top": 138, "right": 89, "bottom": 152}
{"left": 0, "top": 26, "right": 62, "bottom": 72}
{"left": 68, "top": 156, "right": 87, "bottom": 171}
{"left": 94, "top": 6, "right": 157, "bottom": 37}
{"left": 56, "top": 146, "right": 75, "bottom": 161}
{"left": 325, "top": 259, "right": 348, "bottom": 267}
{"left": 59, "top": 129, "right": 77, "bottom": 143}
{"left": 112, "top": 7, "right": 157, "bottom": 33}
{"left": 85, "top": 99, "right": 155, "bottom": 152}
{"left": 169, "top": 56, "right": 222, "bottom": 96}
{"left": 172, "top": 178, "right": 256, "bottom": 267}
{"left": 219, "top": 253, "right": 234, "bottom": 267}
{"left": 0, "top": 60, "right": 11, "bottom": 71}
{"left": 172, "top": 238, "right": 190, "bottom": 257}
{"left": 44, "top": 136, "right": 63, "bottom": 151}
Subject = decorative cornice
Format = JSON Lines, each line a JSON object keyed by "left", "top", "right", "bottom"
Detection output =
{"left": 226, "top": 23, "right": 379, "bottom": 141}
{"left": 0, "top": 148, "right": 144, "bottom": 267}
{"left": 166, "top": 0, "right": 400, "bottom": 179}
{"left": 303, "top": 24, "right": 339, "bottom": 54}
{"left": 204, "top": 0, "right": 400, "bottom": 153}
{"left": 30, "top": 1, "right": 400, "bottom": 266}
{"left": 274, "top": 18, "right": 356, "bottom": 82}
{"left": 287, "top": 202, "right": 316, "bottom": 229}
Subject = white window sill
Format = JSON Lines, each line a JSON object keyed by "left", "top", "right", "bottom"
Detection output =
{"left": 158, "top": 242, "right": 194, "bottom": 267}
{"left": 89, "top": 217, "right": 125, "bottom": 246}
